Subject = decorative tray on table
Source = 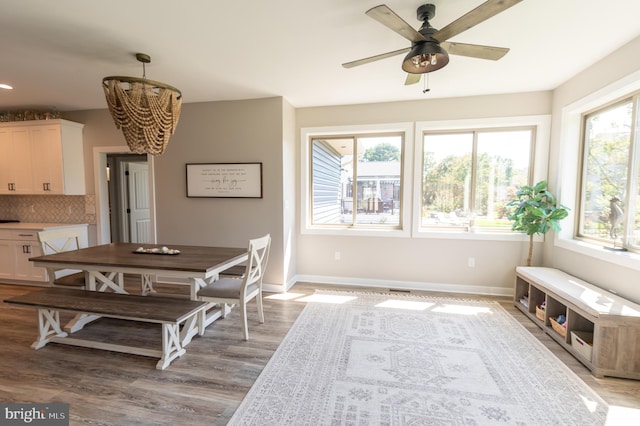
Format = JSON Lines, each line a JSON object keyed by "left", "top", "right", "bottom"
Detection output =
{"left": 133, "top": 246, "right": 181, "bottom": 255}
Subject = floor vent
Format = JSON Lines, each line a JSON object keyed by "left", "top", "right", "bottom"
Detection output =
{"left": 388, "top": 289, "right": 411, "bottom": 293}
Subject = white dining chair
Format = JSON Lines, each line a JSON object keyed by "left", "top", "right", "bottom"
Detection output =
{"left": 37, "top": 226, "right": 88, "bottom": 289}
{"left": 197, "top": 234, "right": 271, "bottom": 340}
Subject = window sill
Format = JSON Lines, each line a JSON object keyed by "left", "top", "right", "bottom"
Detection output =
{"left": 302, "top": 226, "right": 410, "bottom": 237}
{"left": 556, "top": 237, "right": 640, "bottom": 271}
{"left": 415, "top": 230, "right": 535, "bottom": 242}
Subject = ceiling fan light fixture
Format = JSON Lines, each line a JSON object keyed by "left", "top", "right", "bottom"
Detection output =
{"left": 402, "top": 42, "right": 449, "bottom": 74}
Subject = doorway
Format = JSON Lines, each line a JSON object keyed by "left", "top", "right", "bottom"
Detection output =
{"left": 94, "top": 147, "right": 156, "bottom": 245}
{"left": 107, "top": 154, "right": 150, "bottom": 243}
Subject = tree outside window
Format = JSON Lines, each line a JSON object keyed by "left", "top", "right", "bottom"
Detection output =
{"left": 421, "top": 128, "right": 533, "bottom": 231}
{"left": 579, "top": 99, "right": 638, "bottom": 250}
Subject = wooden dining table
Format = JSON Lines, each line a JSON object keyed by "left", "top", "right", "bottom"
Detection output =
{"left": 29, "top": 242, "right": 248, "bottom": 337}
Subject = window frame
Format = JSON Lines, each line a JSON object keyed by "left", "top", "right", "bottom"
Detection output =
{"left": 301, "top": 122, "right": 413, "bottom": 237}
{"left": 575, "top": 93, "right": 640, "bottom": 252}
{"left": 556, "top": 70, "right": 640, "bottom": 271}
{"left": 413, "top": 115, "right": 551, "bottom": 241}
{"left": 310, "top": 132, "right": 405, "bottom": 229}
{"left": 419, "top": 126, "right": 536, "bottom": 232}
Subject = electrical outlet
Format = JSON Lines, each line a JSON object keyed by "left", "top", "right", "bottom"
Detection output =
{"left": 334, "top": 251, "right": 341, "bottom": 261}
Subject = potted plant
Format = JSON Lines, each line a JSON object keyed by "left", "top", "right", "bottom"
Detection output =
{"left": 507, "top": 180, "right": 569, "bottom": 266}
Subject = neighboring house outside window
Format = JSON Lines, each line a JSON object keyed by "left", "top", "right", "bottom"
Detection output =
{"left": 310, "top": 133, "right": 403, "bottom": 229}
{"left": 578, "top": 96, "right": 640, "bottom": 253}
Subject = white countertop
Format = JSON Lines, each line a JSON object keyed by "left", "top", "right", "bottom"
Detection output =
{"left": 0, "top": 223, "right": 88, "bottom": 230}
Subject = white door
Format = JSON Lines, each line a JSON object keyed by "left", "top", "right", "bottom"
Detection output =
{"left": 126, "top": 162, "right": 150, "bottom": 243}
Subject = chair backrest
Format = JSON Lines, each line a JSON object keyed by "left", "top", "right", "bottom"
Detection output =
{"left": 242, "top": 234, "right": 271, "bottom": 291}
{"left": 37, "top": 226, "right": 88, "bottom": 282}
{"left": 38, "top": 226, "right": 87, "bottom": 255}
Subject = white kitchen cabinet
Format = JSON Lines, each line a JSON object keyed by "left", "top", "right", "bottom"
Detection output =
{"left": 0, "top": 120, "right": 85, "bottom": 195}
{"left": 0, "top": 239, "right": 14, "bottom": 280}
{"left": 0, "top": 126, "right": 35, "bottom": 194}
{"left": 0, "top": 229, "right": 46, "bottom": 283}
{"left": 12, "top": 234, "right": 45, "bottom": 281}
{"left": 0, "top": 224, "right": 88, "bottom": 284}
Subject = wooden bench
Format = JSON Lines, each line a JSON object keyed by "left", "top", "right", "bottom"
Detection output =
{"left": 4, "top": 288, "right": 207, "bottom": 370}
{"left": 514, "top": 266, "right": 640, "bottom": 380}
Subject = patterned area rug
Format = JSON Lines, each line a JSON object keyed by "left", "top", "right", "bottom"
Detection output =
{"left": 229, "top": 291, "right": 609, "bottom": 425}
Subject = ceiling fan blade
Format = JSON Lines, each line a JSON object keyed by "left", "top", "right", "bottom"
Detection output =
{"left": 433, "top": 0, "right": 523, "bottom": 42}
{"left": 342, "top": 47, "right": 410, "bottom": 69}
{"left": 441, "top": 41, "right": 509, "bottom": 60}
{"left": 366, "top": 4, "right": 426, "bottom": 43}
{"left": 404, "top": 73, "right": 421, "bottom": 85}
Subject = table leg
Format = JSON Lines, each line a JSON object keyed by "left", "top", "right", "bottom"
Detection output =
{"left": 32, "top": 309, "right": 68, "bottom": 349}
{"left": 64, "top": 313, "right": 102, "bottom": 333}
{"left": 87, "top": 270, "right": 125, "bottom": 293}
{"left": 66, "top": 270, "right": 126, "bottom": 332}
{"left": 94, "top": 271, "right": 126, "bottom": 293}
{"left": 141, "top": 274, "right": 156, "bottom": 295}
{"left": 180, "top": 312, "right": 199, "bottom": 346}
{"left": 190, "top": 276, "right": 224, "bottom": 335}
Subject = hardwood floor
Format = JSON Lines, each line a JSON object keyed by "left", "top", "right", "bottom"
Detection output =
{"left": 1, "top": 281, "right": 639, "bottom": 425}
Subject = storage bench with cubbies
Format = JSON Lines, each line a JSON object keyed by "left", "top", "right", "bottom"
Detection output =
{"left": 514, "top": 266, "right": 640, "bottom": 380}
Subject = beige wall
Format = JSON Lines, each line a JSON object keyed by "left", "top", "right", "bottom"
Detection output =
{"left": 66, "top": 97, "right": 289, "bottom": 287}
{"left": 546, "top": 36, "right": 640, "bottom": 304}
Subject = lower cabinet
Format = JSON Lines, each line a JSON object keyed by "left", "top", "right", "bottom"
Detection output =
{"left": 0, "top": 240, "right": 14, "bottom": 281}
{"left": 0, "top": 229, "right": 47, "bottom": 283}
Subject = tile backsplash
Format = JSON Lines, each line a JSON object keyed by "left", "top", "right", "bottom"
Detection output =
{"left": 0, "top": 195, "right": 96, "bottom": 224}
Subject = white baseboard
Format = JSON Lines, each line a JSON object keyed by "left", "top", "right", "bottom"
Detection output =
{"left": 280, "top": 275, "right": 512, "bottom": 298}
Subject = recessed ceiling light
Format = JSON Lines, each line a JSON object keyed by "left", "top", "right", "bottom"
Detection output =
{"left": 0, "top": 84, "right": 13, "bottom": 90}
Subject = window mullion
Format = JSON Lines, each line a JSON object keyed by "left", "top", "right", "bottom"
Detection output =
{"left": 469, "top": 131, "right": 479, "bottom": 227}
{"left": 351, "top": 137, "right": 358, "bottom": 226}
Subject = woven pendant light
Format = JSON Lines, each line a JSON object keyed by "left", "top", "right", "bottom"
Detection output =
{"left": 103, "top": 53, "right": 182, "bottom": 155}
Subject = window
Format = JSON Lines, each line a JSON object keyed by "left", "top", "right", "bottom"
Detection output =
{"left": 309, "top": 132, "right": 403, "bottom": 229}
{"left": 578, "top": 96, "right": 640, "bottom": 251}
{"left": 420, "top": 127, "right": 534, "bottom": 231}
{"left": 303, "top": 117, "right": 546, "bottom": 238}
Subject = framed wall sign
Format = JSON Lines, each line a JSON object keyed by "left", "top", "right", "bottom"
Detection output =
{"left": 186, "top": 162, "right": 263, "bottom": 198}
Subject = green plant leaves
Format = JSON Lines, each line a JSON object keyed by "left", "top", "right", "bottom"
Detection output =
{"left": 507, "top": 180, "right": 570, "bottom": 236}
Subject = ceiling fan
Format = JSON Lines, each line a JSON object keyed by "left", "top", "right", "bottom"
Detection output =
{"left": 342, "top": 0, "right": 523, "bottom": 85}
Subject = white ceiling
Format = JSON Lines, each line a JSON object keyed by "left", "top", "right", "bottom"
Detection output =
{"left": 1, "top": 0, "right": 639, "bottom": 112}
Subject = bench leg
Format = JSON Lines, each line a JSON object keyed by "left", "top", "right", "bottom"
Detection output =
{"left": 32, "top": 309, "right": 68, "bottom": 349}
{"left": 157, "top": 323, "right": 186, "bottom": 370}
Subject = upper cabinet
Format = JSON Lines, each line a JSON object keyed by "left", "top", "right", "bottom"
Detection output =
{"left": 0, "top": 126, "right": 34, "bottom": 194}
{"left": 0, "top": 120, "right": 85, "bottom": 195}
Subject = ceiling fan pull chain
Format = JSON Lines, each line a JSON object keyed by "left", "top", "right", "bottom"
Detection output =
{"left": 423, "top": 72, "right": 430, "bottom": 93}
